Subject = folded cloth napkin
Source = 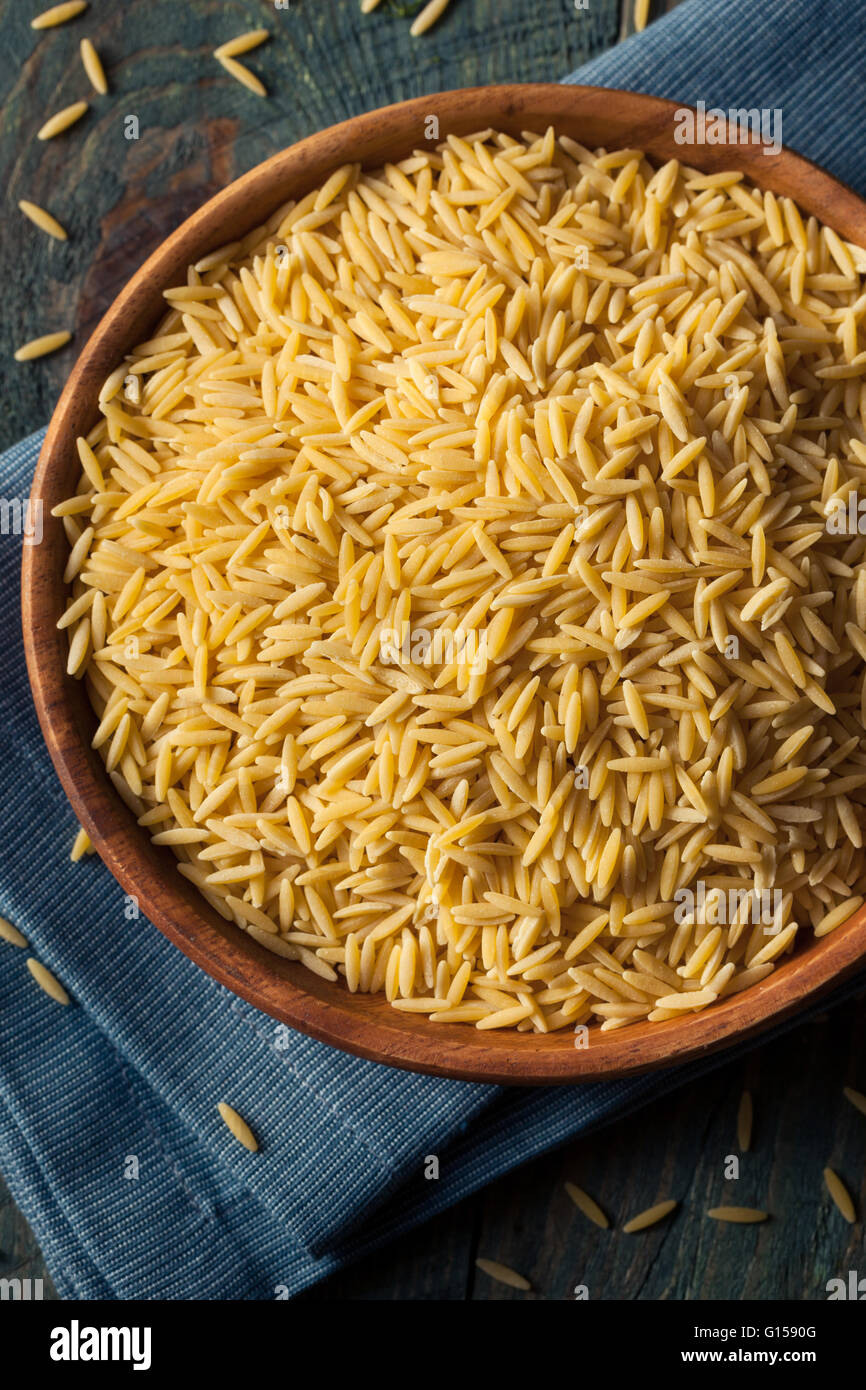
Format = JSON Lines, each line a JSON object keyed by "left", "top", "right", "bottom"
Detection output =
{"left": 2, "top": 0, "right": 865, "bottom": 1300}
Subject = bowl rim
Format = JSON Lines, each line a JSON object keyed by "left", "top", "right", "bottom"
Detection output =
{"left": 21, "top": 82, "right": 866, "bottom": 1084}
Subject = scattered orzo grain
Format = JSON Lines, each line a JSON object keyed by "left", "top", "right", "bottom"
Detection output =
{"left": 18, "top": 199, "right": 68, "bottom": 241}
{"left": 706, "top": 1206, "right": 768, "bottom": 1223}
{"left": 56, "top": 131, "right": 866, "bottom": 1032}
{"left": 623, "top": 1199, "right": 677, "bottom": 1232}
{"left": 37, "top": 101, "right": 88, "bottom": 141}
{"left": 214, "top": 29, "right": 269, "bottom": 60}
{"left": 80, "top": 37, "right": 108, "bottom": 95}
{"left": 31, "top": 0, "right": 87, "bottom": 28}
{"left": 360, "top": 0, "right": 384, "bottom": 11}
{"left": 70, "top": 826, "right": 93, "bottom": 861}
{"left": 475, "top": 1257, "right": 531, "bottom": 1291}
{"left": 217, "top": 1101, "right": 259, "bottom": 1152}
{"left": 843, "top": 1085, "right": 866, "bottom": 1118}
{"left": 216, "top": 53, "right": 267, "bottom": 98}
{"left": 0, "top": 915, "right": 28, "bottom": 949}
{"left": 410, "top": 0, "right": 451, "bottom": 38}
{"left": 737, "top": 1089, "right": 753, "bottom": 1151}
{"left": 823, "top": 1166, "right": 856, "bottom": 1223}
{"left": 565, "top": 1180, "right": 609, "bottom": 1228}
{"left": 634, "top": 0, "right": 651, "bottom": 31}
{"left": 15, "top": 330, "right": 71, "bottom": 361}
{"left": 26, "top": 957, "right": 70, "bottom": 1005}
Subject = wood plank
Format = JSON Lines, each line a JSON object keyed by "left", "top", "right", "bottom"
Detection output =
{"left": 469, "top": 1004, "right": 866, "bottom": 1299}
{"left": 0, "top": 1171, "right": 58, "bottom": 1300}
{"left": 304, "top": 1200, "right": 477, "bottom": 1301}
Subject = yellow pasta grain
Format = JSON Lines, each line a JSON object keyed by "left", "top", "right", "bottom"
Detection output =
{"left": 26, "top": 957, "right": 70, "bottom": 1005}
{"left": 565, "top": 1181, "right": 609, "bottom": 1229}
{"left": 842, "top": 1085, "right": 866, "bottom": 1119}
{"left": 80, "top": 38, "right": 108, "bottom": 94}
{"left": 475, "top": 1258, "right": 531, "bottom": 1291}
{"left": 214, "top": 29, "right": 269, "bottom": 60}
{"left": 70, "top": 826, "right": 93, "bottom": 861}
{"left": 823, "top": 1167, "right": 856, "bottom": 1223}
{"left": 37, "top": 101, "right": 89, "bottom": 140}
{"left": 815, "top": 896, "right": 863, "bottom": 938}
{"left": 32, "top": 1, "right": 87, "bottom": 28}
{"left": 0, "top": 915, "right": 28, "bottom": 949}
{"left": 18, "top": 199, "right": 68, "bottom": 241}
{"left": 217, "top": 54, "right": 267, "bottom": 97}
{"left": 217, "top": 1101, "right": 259, "bottom": 1152}
{"left": 14, "top": 331, "right": 71, "bottom": 361}
{"left": 622, "top": 1199, "right": 678, "bottom": 1233}
{"left": 410, "top": 0, "right": 452, "bottom": 38}
{"left": 706, "top": 1206, "right": 768, "bottom": 1224}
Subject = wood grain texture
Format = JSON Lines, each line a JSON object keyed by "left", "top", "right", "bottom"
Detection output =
{"left": 0, "top": 1171, "right": 58, "bottom": 1300}
{"left": 0, "top": 0, "right": 620, "bottom": 450}
{"left": 300, "top": 1199, "right": 479, "bottom": 1301}
{"left": 309, "top": 1003, "right": 866, "bottom": 1300}
{"left": 21, "top": 82, "right": 866, "bottom": 1086}
{"left": 474, "top": 1003, "right": 866, "bottom": 1300}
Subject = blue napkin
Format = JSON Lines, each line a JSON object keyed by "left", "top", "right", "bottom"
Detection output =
{"left": 2, "top": 0, "right": 864, "bottom": 1300}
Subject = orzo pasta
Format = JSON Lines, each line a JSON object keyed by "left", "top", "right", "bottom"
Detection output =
{"left": 57, "top": 129, "right": 866, "bottom": 1033}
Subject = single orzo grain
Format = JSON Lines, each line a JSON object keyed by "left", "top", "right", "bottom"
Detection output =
{"left": 31, "top": 1, "right": 87, "bottom": 28}
{"left": 623, "top": 1199, "right": 678, "bottom": 1232}
{"left": 475, "top": 1258, "right": 531, "bottom": 1291}
{"left": 18, "top": 199, "right": 68, "bottom": 241}
{"left": 823, "top": 1167, "right": 856, "bottom": 1223}
{"left": 37, "top": 101, "right": 88, "bottom": 140}
{"left": 0, "top": 915, "right": 28, "bottom": 949}
{"left": 217, "top": 1101, "right": 259, "bottom": 1152}
{"left": 26, "top": 957, "right": 70, "bottom": 1005}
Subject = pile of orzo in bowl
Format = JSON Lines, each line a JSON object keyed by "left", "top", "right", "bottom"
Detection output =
{"left": 56, "top": 127, "right": 866, "bottom": 1033}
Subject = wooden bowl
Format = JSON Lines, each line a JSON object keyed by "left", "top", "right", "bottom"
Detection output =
{"left": 22, "top": 85, "right": 866, "bottom": 1083}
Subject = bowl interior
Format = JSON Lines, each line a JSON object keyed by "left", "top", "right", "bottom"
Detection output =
{"left": 22, "top": 84, "right": 866, "bottom": 1083}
